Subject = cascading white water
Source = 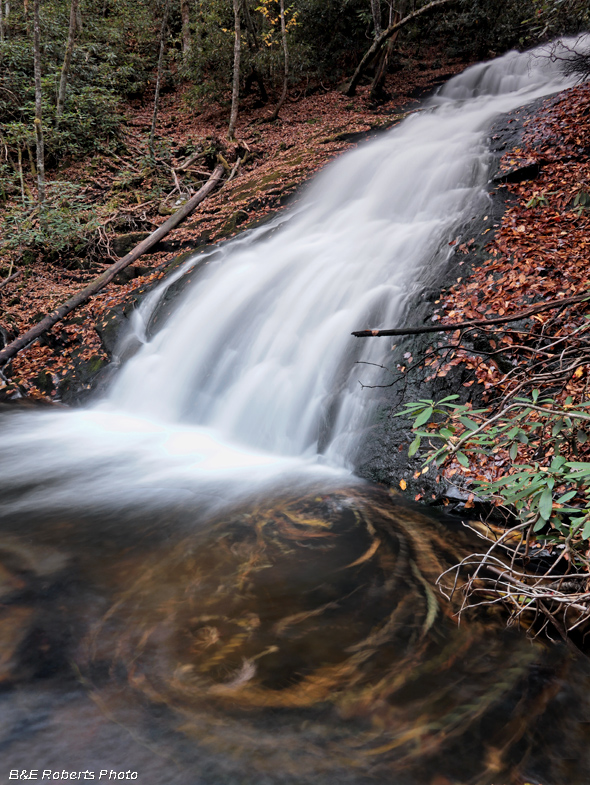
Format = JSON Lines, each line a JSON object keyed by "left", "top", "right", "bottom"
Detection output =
{"left": 0, "top": 39, "right": 585, "bottom": 519}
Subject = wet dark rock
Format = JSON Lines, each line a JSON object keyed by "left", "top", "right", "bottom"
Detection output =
{"left": 58, "top": 352, "right": 110, "bottom": 406}
{"left": 222, "top": 209, "right": 250, "bottom": 233}
{"left": 493, "top": 161, "right": 541, "bottom": 183}
{"left": 355, "top": 101, "right": 543, "bottom": 501}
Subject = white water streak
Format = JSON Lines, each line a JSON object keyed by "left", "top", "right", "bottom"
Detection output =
{"left": 0, "top": 38, "right": 586, "bottom": 517}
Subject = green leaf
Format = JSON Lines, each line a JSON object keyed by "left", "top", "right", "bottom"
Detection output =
{"left": 456, "top": 451, "right": 469, "bottom": 468}
{"left": 509, "top": 442, "right": 518, "bottom": 461}
{"left": 538, "top": 488, "right": 553, "bottom": 521}
{"left": 552, "top": 420, "right": 564, "bottom": 436}
{"left": 556, "top": 490, "right": 577, "bottom": 504}
{"left": 408, "top": 436, "right": 421, "bottom": 458}
{"left": 583, "top": 519, "right": 590, "bottom": 540}
{"left": 458, "top": 416, "right": 479, "bottom": 432}
{"left": 550, "top": 456, "right": 566, "bottom": 471}
{"left": 533, "top": 518, "right": 546, "bottom": 532}
{"left": 413, "top": 407, "right": 434, "bottom": 428}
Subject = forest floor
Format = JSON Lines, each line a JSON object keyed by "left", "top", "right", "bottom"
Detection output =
{"left": 0, "top": 48, "right": 466, "bottom": 401}
{"left": 425, "top": 80, "right": 590, "bottom": 493}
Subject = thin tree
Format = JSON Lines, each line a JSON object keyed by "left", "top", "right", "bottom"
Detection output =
{"left": 370, "top": 0, "right": 382, "bottom": 36}
{"left": 0, "top": 1, "right": 4, "bottom": 43}
{"left": 270, "top": 0, "right": 289, "bottom": 121}
{"left": 33, "top": 0, "right": 45, "bottom": 208}
{"left": 371, "top": 1, "right": 399, "bottom": 100}
{"left": 56, "top": 0, "right": 79, "bottom": 122}
{"left": 149, "top": 0, "right": 170, "bottom": 158}
{"left": 346, "top": 0, "right": 457, "bottom": 96}
{"left": 228, "top": 0, "right": 241, "bottom": 140}
{"left": 180, "top": 0, "right": 191, "bottom": 62}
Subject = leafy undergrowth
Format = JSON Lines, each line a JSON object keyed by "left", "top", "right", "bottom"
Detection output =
{"left": 400, "top": 80, "right": 590, "bottom": 646}
{"left": 0, "top": 49, "right": 464, "bottom": 401}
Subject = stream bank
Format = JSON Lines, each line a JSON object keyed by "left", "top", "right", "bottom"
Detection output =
{"left": 354, "top": 98, "right": 548, "bottom": 503}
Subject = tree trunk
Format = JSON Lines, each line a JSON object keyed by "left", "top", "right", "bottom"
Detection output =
{"left": 270, "top": 0, "right": 289, "bottom": 121}
{"left": 242, "top": 0, "right": 267, "bottom": 103}
{"left": 370, "top": 0, "right": 382, "bottom": 37}
{"left": 180, "top": 0, "right": 191, "bottom": 61}
{"left": 0, "top": 1, "right": 4, "bottom": 43}
{"left": 33, "top": 0, "right": 45, "bottom": 209}
{"left": 370, "top": 3, "right": 399, "bottom": 100}
{"left": 228, "top": 0, "right": 241, "bottom": 140}
{"left": 0, "top": 164, "right": 225, "bottom": 367}
{"left": 56, "top": 0, "right": 79, "bottom": 121}
{"left": 149, "top": 0, "right": 170, "bottom": 158}
{"left": 346, "top": 0, "right": 456, "bottom": 97}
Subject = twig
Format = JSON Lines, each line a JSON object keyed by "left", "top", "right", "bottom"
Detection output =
{"left": 352, "top": 292, "right": 590, "bottom": 337}
{"left": 0, "top": 269, "right": 22, "bottom": 291}
{"left": 226, "top": 155, "right": 242, "bottom": 184}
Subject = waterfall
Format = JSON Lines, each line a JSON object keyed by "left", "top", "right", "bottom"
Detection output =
{"left": 0, "top": 40, "right": 583, "bottom": 520}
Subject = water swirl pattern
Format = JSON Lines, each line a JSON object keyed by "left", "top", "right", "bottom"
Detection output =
{"left": 1, "top": 37, "right": 590, "bottom": 785}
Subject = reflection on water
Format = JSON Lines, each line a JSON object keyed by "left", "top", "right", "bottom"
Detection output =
{"left": 3, "top": 37, "right": 590, "bottom": 785}
{"left": 2, "top": 484, "right": 590, "bottom": 784}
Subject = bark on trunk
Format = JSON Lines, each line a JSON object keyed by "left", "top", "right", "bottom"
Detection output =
{"left": 149, "top": 0, "right": 170, "bottom": 157}
{"left": 0, "top": 1, "right": 4, "bottom": 43}
{"left": 346, "top": 0, "right": 456, "bottom": 96}
{"left": 370, "top": 0, "right": 382, "bottom": 37}
{"left": 33, "top": 0, "right": 45, "bottom": 208}
{"left": 270, "top": 0, "right": 289, "bottom": 121}
{"left": 370, "top": 4, "right": 399, "bottom": 100}
{"left": 56, "top": 0, "right": 79, "bottom": 121}
{"left": 0, "top": 164, "right": 225, "bottom": 367}
{"left": 180, "top": 0, "right": 191, "bottom": 61}
{"left": 228, "top": 0, "right": 241, "bottom": 140}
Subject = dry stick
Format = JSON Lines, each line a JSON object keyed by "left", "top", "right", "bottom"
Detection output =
{"left": 345, "top": 0, "right": 457, "bottom": 96}
{"left": 0, "top": 164, "right": 224, "bottom": 367}
{"left": 0, "top": 269, "right": 22, "bottom": 291}
{"left": 226, "top": 155, "right": 242, "bottom": 184}
{"left": 352, "top": 292, "right": 590, "bottom": 338}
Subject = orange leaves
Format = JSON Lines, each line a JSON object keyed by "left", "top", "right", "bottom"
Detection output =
{"left": 427, "top": 81, "right": 590, "bottom": 490}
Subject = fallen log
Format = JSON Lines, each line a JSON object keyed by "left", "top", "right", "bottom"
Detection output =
{"left": 0, "top": 163, "right": 224, "bottom": 367}
{"left": 352, "top": 292, "right": 590, "bottom": 338}
{"left": 345, "top": 0, "right": 458, "bottom": 97}
{"left": 0, "top": 270, "right": 22, "bottom": 291}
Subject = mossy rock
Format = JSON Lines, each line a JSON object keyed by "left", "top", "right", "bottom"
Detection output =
{"left": 221, "top": 209, "right": 250, "bottom": 234}
{"left": 112, "top": 232, "right": 151, "bottom": 257}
